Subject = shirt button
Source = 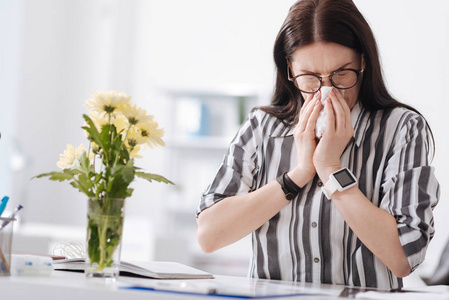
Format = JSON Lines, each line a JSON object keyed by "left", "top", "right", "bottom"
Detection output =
{"left": 311, "top": 222, "right": 317, "bottom": 228}
{"left": 317, "top": 181, "right": 323, "bottom": 187}
{"left": 314, "top": 257, "right": 320, "bottom": 263}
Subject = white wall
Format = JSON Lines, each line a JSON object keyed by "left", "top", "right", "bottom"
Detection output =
{"left": 0, "top": 0, "right": 23, "bottom": 198}
{"left": 1, "top": 0, "right": 448, "bottom": 280}
{"left": 354, "top": 0, "right": 449, "bottom": 277}
{"left": 4, "top": 0, "right": 135, "bottom": 227}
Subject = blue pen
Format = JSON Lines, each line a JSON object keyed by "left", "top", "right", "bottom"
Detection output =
{"left": 0, "top": 204, "right": 23, "bottom": 231}
{"left": 0, "top": 196, "right": 9, "bottom": 217}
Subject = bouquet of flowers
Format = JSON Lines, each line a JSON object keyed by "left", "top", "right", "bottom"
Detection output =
{"left": 37, "top": 90, "right": 173, "bottom": 196}
{"left": 36, "top": 90, "right": 173, "bottom": 273}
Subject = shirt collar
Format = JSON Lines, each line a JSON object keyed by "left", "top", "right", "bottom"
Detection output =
{"left": 270, "top": 101, "right": 366, "bottom": 147}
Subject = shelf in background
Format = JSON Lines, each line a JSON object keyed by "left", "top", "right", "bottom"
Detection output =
{"left": 158, "top": 83, "right": 262, "bottom": 99}
{"left": 166, "top": 136, "right": 232, "bottom": 150}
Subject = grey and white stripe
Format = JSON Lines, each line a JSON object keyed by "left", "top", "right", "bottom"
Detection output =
{"left": 197, "top": 102, "right": 439, "bottom": 290}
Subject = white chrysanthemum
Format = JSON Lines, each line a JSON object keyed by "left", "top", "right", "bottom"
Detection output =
{"left": 138, "top": 121, "right": 165, "bottom": 149}
{"left": 119, "top": 103, "right": 153, "bottom": 126}
{"left": 57, "top": 144, "right": 86, "bottom": 170}
{"left": 85, "top": 91, "right": 131, "bottom": 118}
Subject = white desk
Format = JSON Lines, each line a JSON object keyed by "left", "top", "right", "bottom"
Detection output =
{"left": 0, "top": 270, "right": 446, "bottom": 300}
{"left": 3, "top": 271, "right": 197, "bottom": 300}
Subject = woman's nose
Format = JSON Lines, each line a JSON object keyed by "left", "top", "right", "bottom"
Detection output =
{"left": 321, "top": 75, "right": 332, "bottom": 87}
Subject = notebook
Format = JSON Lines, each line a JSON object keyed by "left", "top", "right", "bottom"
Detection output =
{"left": 53, "top": 258, "right": 214, "bottom": 279}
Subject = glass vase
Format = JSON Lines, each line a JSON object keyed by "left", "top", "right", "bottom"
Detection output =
{"left": 85, "top": 197, "right": 125, "bottom": 279}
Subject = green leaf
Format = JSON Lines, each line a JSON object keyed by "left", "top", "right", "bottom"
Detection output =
{"left": 87, "top": 218, "right": 101, "bottom": 265}
{"left": 122, "top": 159, "right": 135, "bottom": 183}
{"left": 126, "top": 188, "right": 134, "bottom": 198}
{"left": 107, "top": 166, "right": 134, "bottom": 199}
{"left": 79, "top": 174, "right": 94, "bottom": 193}
{"left": 100, "top": 124, "right": 113, "bottom": 153}
{"left": 78, "top": 151, "right": 93, "bottom": 174}
{"left": 70, "top": 179, "right": 95, "bottom": 198}
{"left": 94, "top": 173, "right": 102, "bottom": 184}
{"left": 82, "top": 115, "right": 109, "bottom": 162}
{"left": 136, "top": 172, "right": 174, "bottom": 185}
{"left": 33, "top": 169, "right": 78, "bottom": 181}
{"left": 95, "top": 181, "right": 106, "bottom": 198}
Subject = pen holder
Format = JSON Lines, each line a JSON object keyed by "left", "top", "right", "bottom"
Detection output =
{"left": 0, "top": 217, "right": 15, "bottom": 276}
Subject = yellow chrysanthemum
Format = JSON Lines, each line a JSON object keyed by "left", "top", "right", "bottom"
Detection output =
{"left": 128, "top": 144, "right": 142, "bottom": 159}
{"left": 127, "top": 126, "right": 149, "bottom": 145}
{"left": 119, "top": 103, "right": 153, "bottom": 126}
{"left": 88, "top": 112, "right": 128, "bottom": 135}
{"left": 90, "top": 142, "right": 100, "bottom": 154}
{"left": 85, "top": 91, "right": 131, "bottom": 118}
{"left": 57, "top": 144, "right": 86, "bottom": 170}
{"left": 137, "top": 121, "right": 165, "bottom": 149}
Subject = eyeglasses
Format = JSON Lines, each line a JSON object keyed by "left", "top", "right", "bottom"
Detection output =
{"left": 287, "top": 66, "right": 364, "bottom": 94}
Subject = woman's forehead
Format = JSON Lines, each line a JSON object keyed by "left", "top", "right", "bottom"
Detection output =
{"left": 290, "top": 42, "right": 360, "bottom": 72}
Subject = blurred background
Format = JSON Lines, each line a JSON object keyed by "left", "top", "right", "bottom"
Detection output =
{"left": 0, "top": 0, "right": 448, "bottom": 286}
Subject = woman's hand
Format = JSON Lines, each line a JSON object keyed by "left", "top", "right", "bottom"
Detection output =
{"left": 289, "top": 91, "right": 322, "bottom": 186}
{"left": 313, "top": 89, "right": 354, "bottom": 182}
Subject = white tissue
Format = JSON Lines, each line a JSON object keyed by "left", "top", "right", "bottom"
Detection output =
{"left": 315, "top": 86, "right": 344, "bottom": 138}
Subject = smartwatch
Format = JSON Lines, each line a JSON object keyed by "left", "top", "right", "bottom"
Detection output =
{"left": 322, "top": 168, "right": 357, "bottom": 200}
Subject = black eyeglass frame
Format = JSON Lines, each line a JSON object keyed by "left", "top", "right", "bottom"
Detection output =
{"left": 287, "top": 66, "right": 365, "bottom": 94}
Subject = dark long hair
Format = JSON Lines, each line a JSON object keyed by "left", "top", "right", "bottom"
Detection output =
{"left": 261, "top": 0, "right": 434, "bottom": 154}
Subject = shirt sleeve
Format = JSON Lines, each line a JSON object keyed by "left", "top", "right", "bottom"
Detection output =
{"left": 380, "top": 113, "right": 440, "bottom": 272}
{"left": 196, "top": 110, "right": 261, "bottom": 217}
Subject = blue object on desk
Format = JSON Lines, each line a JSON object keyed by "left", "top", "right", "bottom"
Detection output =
{"left": 121, "top": 282, "right": 307, "bottom": 299}
{"left": 0, "top": 196, "right": 9, "bottom": 216}
{"left": 0, "top": 261, "right": 7, "bottom": 272}
{"left": 0, "top": 204, "right": 23, "bottom": 230}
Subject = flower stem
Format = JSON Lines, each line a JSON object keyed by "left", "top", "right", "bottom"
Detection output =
{"left": 96, "top": 215, "right": 109, "bottom": 270}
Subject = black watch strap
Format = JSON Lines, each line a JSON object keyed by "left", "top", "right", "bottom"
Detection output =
{"left": 276, "top": 172, "right": 301, "bottom": 200}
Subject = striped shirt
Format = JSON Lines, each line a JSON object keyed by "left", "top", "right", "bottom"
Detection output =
{"left": 197, "top": 101, "right": 439, "bottom": 290}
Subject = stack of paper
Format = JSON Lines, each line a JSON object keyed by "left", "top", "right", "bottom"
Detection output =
{"left": 53, "top": 258, "right": 214, "bottom": 279}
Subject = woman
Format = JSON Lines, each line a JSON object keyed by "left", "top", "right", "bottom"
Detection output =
{"left": 196, "top": 0, "right": 439, "bottom": 289}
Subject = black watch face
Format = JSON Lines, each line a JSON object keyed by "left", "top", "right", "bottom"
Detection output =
{"left": 333, "top": 169, "right": 356, "bottom": 188}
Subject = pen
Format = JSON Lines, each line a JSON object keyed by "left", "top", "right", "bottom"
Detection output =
{"left": 0, "top": 199, "right": 16, "bottom": 274}
{"left": 0, "top": 196, "right": 9, "bottom": 217}
{"left": 0, "top": 249, "right": 10, "bottom": 273}
{"left": 0, "top": 204, "right": 23, "bottom": 231}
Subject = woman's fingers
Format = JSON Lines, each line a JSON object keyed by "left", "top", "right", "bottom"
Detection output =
{"left": 334, "top": 89, "right": 351, "bottom": 116}
{"left": 300, "top": 92, "right": 320, "bottom": 119}
{"left": 325, "top": 98, "right": 335, "bottom": 132}
{"left": 305, "top": 98, "right": 322, "bottom": 132}
{"left": 326, "top": 89, "right": 348, "bottom": 130}
{"left": 296, "top": 92, "right": 321, "bottom": 132}
{"left": 303, "top": 91, "right": 316, "bottom": 106}
{"left": 323, "top": 89, "right": 354, "bottom": 141}
{"left": 329, "top": 91, "right": 346, "bottom": 130}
